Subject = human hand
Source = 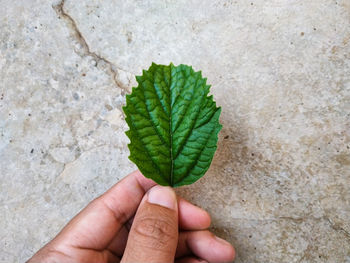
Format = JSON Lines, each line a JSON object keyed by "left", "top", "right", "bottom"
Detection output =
{"left": 27, "top": 170, "right": 235, "bottom": 263}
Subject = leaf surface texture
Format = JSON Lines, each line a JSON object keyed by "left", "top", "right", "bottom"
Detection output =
{"left": 123, "top": 63, "right": 222, "bottom": 187}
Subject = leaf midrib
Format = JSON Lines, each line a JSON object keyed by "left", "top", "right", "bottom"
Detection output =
{"left": 169, "top": 69, "right": 203, "bottom": 185}
{"left": 150, "top": 66, "right": 175, "bottom": 185}
{"left": 169, "top": 67, "right": 174, "bottom": 186}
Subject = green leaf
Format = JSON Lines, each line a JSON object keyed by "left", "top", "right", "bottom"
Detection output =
{"left": 123, "top": 63, "right": 222, "bottom": 187}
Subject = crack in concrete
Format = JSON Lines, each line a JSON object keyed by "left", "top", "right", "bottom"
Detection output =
{"left": 298, "top": 243, "right": 312, "bottom": 263}
{"left": 52, "top": 0, "right": 130, "bottom": 95}
{"left": 324, "top": 216, "right": 350, "bottom": 240}
{"left": 56, "top": 143, "right": 112, "bottom": 179}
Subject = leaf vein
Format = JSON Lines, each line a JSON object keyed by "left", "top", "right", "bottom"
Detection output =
{"left": 138, "top": 88, "right": 170, "bottom": 148}
{"left": 176, "top": 123, "right": 219, "bottom": 184}
{"left": 173, "top": 91, "right": 207, "bottom": 159}
{"left": 127, "top": 117, "right": 166, "bottom": 179}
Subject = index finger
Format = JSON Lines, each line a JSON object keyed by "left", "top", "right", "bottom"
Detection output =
{"left": 51, "top": 170, "right": 156, "bottom": 251}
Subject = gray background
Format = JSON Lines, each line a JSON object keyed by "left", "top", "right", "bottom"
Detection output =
{"left": 1, "top": 0, "right": 349, "bottom": 262}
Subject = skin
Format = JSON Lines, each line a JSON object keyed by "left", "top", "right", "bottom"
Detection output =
{"left": 27, "top": 170, "right": 235, "bottom": 263}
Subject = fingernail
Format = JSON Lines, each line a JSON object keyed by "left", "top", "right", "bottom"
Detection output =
{"left": 148, "top": 185, "right": 176, "bottom": 210}
{"left": 214, "top": 235, "right": 231, "bottom": 246}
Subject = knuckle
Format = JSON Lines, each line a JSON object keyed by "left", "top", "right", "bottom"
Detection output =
{"left": 134, "top": 216, "right": 176, "bottom": 248}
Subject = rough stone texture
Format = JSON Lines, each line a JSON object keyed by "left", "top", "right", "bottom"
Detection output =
{"left": 1, "top": 0, "right": 349, "bottom": 262}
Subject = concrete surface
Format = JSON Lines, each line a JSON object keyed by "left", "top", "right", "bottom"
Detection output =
{"left": 1, "top": 0, "right": 349, "bottom": 262}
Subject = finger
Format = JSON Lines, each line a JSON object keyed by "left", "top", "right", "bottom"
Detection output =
{"left": 175, "top": 257, "right": 208, "bottom": 263}
{"left": 176, "top": 230, "right": 235, "bottom": 263}
{"left": 29, "top": 246, "right": 120, "bottom": 263}
{"left": 121, "top": 186, "right": 178, "bottom": 262}
{"left": 178, "top": 197, "right": 211, "bottom": 230}
{"left": 106, "top": 196, "right": 210, "bottom": 255}
{"left": 107, "top": 224, "right": 129, "bottom": 257}
{"left": 51, "top": 170, "right": 156, "bottom": 250}
{"left": 119, "top": 197, "right": 210, "bottom": 231}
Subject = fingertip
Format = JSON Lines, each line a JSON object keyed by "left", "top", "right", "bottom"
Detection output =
{"left": 178, "top": 198, "right": 211, "bottom": 230}
{"left": 226, "top": 245, "right": 236, "bottom": 262}
{"left": 132, "top": 170, "right": 157, "bottom": 190}
{"left": 184, "top": 230, "right": 235, "bottom": 263}
{"left": 194, "top": 209, "right": 211, "bottom": 230}
{"left": 175, "top": 257, "right": 208, "bottom": 263}
{"left": 213, "top": 236, "right": 235, "bottom": 262}
{"left": 228, "top": 245, "right": 236, "bottom": 262}
{"left": 209, "top": 234, "right": 235, "bottom": 263}
{"left": 147, "top": 185, "right": 177, "bottom": 210}
{"left": 202, "top": 210, "right": 211, "bottom": 228}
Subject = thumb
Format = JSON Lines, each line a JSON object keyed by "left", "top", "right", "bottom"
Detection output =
{"left": 121, "top": 185, "right": 178, "bottom": 263}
